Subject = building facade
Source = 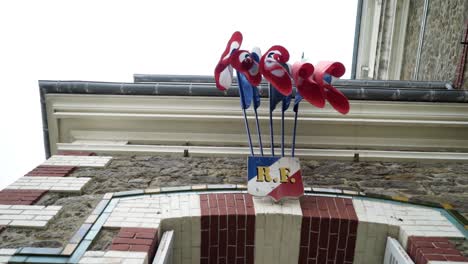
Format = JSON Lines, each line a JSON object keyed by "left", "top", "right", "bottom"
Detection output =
{"left": 0, "top": 75, "right": 467, "bottom": 263}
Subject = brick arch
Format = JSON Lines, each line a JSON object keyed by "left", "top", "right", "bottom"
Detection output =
{"left": 77, "top": 190, "right": 467, "bottom": 264}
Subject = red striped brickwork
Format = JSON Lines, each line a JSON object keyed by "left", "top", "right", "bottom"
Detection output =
{"left": 299, "top": 196, "right": 358, "bottom": 264}
{"left": 200, "top": 193, "right": 255, "bottom": 264}
{"left": 110, "top": 227, "right": 159, "bottom": 263}
{"left": 25, "top": 165, "right": 76, "bottom": 177}
{"left": 57, "top": 151, "right": 96, "bottom": 156}
{"left": 0, "top": 190, "right": 47, "bottom": 205}
{"left": 407, "top": 236, "right": 468, "bottom": 264}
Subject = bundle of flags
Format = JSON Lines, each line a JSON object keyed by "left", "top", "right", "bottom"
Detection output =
{"left": 214, "top": 31, "right": 351, "bottom": 201}
{"left": 214, "top": 31, "right": 350, "bottom": 158}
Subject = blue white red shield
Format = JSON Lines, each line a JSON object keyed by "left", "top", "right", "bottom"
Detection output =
{"left": 247, "top": 156, "right": 304, "bottom": 201}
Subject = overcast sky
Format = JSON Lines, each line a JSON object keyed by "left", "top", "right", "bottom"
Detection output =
{"left": 0, "top": 0, "right": 358, "bottom": 189}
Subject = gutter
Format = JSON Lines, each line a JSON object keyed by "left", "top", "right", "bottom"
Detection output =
{"left": 350, "top": 0, "right": 363, "bottom": 79}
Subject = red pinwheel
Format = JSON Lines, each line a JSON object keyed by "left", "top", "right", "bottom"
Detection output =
{"left": 214, "top": 31, "right": 243, "bottom": 91}
{"left": 291, "top": 62, "right": 325, "bottom": 108}
{"left": 230, "top": 49, "right": 262, "bottom": 87}
{"left": 313, "top": 61, "right": 349, "bottom": 114}
{"left": 259, "top": 45, "right": 292, "bottom": 96}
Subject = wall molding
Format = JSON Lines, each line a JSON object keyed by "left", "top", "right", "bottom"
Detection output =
{"left": 45, "top": 94, "right": 468, "bottom": 161}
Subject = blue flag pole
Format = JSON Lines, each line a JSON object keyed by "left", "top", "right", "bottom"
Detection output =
{"left": 292, "top": 104, "right": 299, "bottom": 157}
{"left": 268, "top": 83, "right": 275, "bottom": 156}
{"left": 237, "top": 73, "right": 255, "bottom": 156}
{"left": 281, "top": 109, "right": 285, "bottom": 157}
{"left": 253, "top": 106, "right": 264, "bottom": 156}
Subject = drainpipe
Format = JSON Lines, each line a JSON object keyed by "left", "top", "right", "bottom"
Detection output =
{"left": 454, "top": 20, "right": 468, "bottom": 89}
{"left": 413, "top": 0, "right": 429, "bottom": 80}
{"left": 351, "top": 0, "right": 364, "bottom": 79}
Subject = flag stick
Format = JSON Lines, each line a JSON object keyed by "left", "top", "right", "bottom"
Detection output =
{"left": 253, "top": 107, "right": 264, "bottom": 156}
{"left": 292, "top": 105, "right": 298, "bottom": 157}
{"left": 237, "top": 73, "right": 254, "bottom": 156}
{"left": 281, "top": 109, "right": 285, "bottom": 157}
{"left": 269, "top": 84, "right": 275, "bottom": 156}
{"left": 292, "top": 52, "right": 305, "bottom": 157}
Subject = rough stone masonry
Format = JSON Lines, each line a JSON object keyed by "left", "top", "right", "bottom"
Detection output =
{"left": 0, "top": 154, "right": 467, "bottom": 256}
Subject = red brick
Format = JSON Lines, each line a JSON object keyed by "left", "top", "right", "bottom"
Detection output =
{"left": 201, "top": 216, "right": 210, "bottom": 230}
{"left": 407, "top": 236, "right": 467, "bottom": 264}
{"left": 299, "top": 247, "right": 308, "bottom": 264}
{"left": 433, "top": 242, "right": 455, "bottom": 248}
{"left": 129, "top": 245, "right": 151, "bottom": 252}
{"left": 219, "top": 230, "right": 227, "bottom": 249}
{"left": 57, "top": 150, "right": 96, "bottom": 156}
{"left": 446, "top": 255, "right": 468, "bottom": 261}
{"left": 135, "top": 232, "right": 156, "bottom": 239}
{"left": 345, "top": 235, "right": 356, "bottom": 262}
{"left": 246, "top": 224, "right": 255, "bottom": 246}
{"left": 110, "top": 227, "right": 158, "bottom": 263}
{"left": 0, "top": 190, "right": 47, "bottom": 205}
{"left": 118, "top": 231, "right": 135, "bottom": 238}
{"left": 318, "top": 218, "right": 330, "bottom": 248}
{"left": 420, "top": 247, "right": 461, "bottom": 255}
{"left": 235, "top": 258, "right": 245, "bottom": 264}
{"left": 424, "top": 254, "right": 446, "bottom": 261}
{"left": 110, "top": 244, "right": 130, "bottom": 251}
{"left": 210, "top": 228, "right": 219, "bottom": 246}
{"left": 219, "top": 215, "right": 227, "bottom": 230}
{"left": 227, "top": 246, "right": 236, "bottom": 264}
{"left": 201, "top": 238, "right": 209, "bottom": 257}
{"left": 246, "top": 245, "right": 254, "bottom": 264}
{"left": 209, "top": 246, "right": 218, "bottom": 263}
{"left": 327, "top": 234, "right": 338, "bottom": 261}
{"left": 336, "top": 249, "right": 345, "bottom": 263}
{"left": 25, "top": 165, "right": 76, "bottom": 177}
{"left": 237, "top": 214, "right": 246, "bottom": 229}
{"left": 318, "top": 249, "right": 328, "bottom": 263}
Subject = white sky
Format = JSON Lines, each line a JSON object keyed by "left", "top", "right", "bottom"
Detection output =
{"left": 0, "top": 0, "right": 357, "bottom": 189}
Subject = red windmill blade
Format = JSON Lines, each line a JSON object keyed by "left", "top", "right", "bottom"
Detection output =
{"left": 291, "top": 62, "right": 325, "bottom": 108}
{"left": 230, "top": 49, "right": 262, "bottom": 87}
{"left": 259, "top": 45, "right": 292, "bottom": 96}
{"left": 313, "top": 61, "right": 349, "bottom": 114}
{"left": 214, "top": 31, "right": 243, "bottom": 91}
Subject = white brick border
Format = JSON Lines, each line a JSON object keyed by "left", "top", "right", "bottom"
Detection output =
{"left": 0, "top": 205, "right": 61, "bottom": 228}
{"left": 42, "top": 155, "right": 112, "bottom": 167}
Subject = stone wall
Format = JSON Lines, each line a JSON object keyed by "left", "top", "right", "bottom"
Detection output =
{"left": 0, "top": 154, "right": 467, "bottom": 255}
{"left": 401, "top": 0, "right": 467, "bottom": 84}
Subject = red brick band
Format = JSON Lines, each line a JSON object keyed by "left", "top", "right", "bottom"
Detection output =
{"left": 25, "top": 165, "right": 76, "bottom": 177}
{"left": 57, "top": 151, "right": 96, "bottom": 156}
{"left": 0, "top": 190, "right": 47, "bottom": 205}
{"left": 299, "top": 196, "right": 358, "bottom": 264}
{"left": 200, "top": 193, "right": 255, "bottom": 264}
{"left": 110, "top": 227, "right": 159, "bottom": 263}
{"left": 407, "top": 236, "right": 468, "bottom": 264}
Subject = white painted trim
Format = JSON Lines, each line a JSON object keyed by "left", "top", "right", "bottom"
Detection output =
{"left": 383, "top": 237, "right": 415, "bottom": 264}
{"left": 153, "top": 230, "right": 174, "bottom": 264}
{"left": 356, "top": 0, "right": 410, "bottom": 79}
{"left": 46, "top": 94, "right": 468, "bottom": 161}
{"left": 388, "top": 0, "right": 410, "bottom": 79}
